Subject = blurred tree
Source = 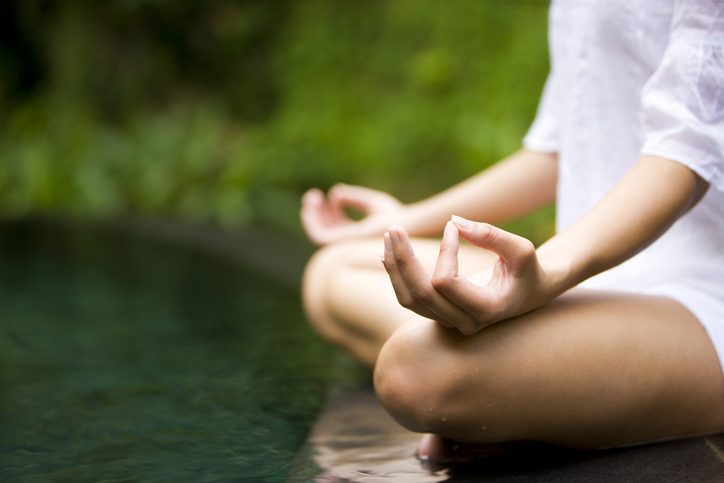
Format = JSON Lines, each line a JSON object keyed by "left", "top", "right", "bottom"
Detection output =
{"left": 0, "top": 2, "right": 44, "bottom": 106}
{"left": 0, "top": 0, "right": 554, "bottom": 245}
{"left": 0, "top": 0, "right": 287, "bottom": 121}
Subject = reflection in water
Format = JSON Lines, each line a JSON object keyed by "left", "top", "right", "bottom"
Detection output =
{"left": 0, "top": 221, "right": 336, "bottom": 482}
{"left": 298, "top": 384, "right": 724, "bottom": 482}
{"left": 300, "top": 385, "right": 450, "bottom": 482}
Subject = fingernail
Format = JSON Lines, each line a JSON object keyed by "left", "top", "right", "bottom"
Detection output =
{"left": 384, "top": 233, "right": 392, "bottom": 252}
{"left": 388, "top": 228, "right": 400, "bottom": 245}
{"left": 444, "top": 221, "right": 453, "bottom": 236}
{"left": 452, "top": 215, "right": 472, "bottom": 229}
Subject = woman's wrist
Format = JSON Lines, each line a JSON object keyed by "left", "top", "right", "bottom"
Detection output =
{"left": 396, "top": 202, "right": 447, "bottom": 238}
{"left": 535, "top": 239, "right": 581, "bottom": 300}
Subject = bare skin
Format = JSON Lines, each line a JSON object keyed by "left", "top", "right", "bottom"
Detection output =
{"left": 304, "top": 235, "right": 724, "bottom": 457}
{"left": 302, "top": 237, "right": 495, "bottom": 367}
{"left": 300, "top": 149, "right": 724, "bottom": 461}
{"left": 376, "top": 289, "right": 724, "bottom": 450}
{"left": 301, "top": 149, "right": 558, "bottom": 245}
{"left": 302, "top": 148, "right": 556, "bottom": 367}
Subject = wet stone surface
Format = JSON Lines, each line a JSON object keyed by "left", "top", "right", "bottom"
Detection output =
{"left": 291, "top": 384, "right": 724, "bottom": 482}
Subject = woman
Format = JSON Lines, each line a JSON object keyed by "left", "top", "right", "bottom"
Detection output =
{"left": 301, "top": 0, "right": 724, "bottom": 461}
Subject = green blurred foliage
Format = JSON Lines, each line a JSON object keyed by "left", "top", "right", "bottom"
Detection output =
{"left": 0, "top": 0, "right": 554, "bottom": 244}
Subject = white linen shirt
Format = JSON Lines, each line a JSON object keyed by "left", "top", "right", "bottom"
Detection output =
{"left": 523, "top": 0, "right": 724, "bottom": 347}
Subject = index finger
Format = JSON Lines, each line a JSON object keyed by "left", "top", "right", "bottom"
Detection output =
{"left": 387, "top": 226, "right": 478, "bottom": 329}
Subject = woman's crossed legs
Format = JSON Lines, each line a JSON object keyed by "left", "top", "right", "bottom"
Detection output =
{"left": 302, "top": 237, "right": 724, "bottom": 457}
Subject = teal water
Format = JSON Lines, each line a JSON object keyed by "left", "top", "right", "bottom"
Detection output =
{"left": 0, "top": 221, "right": 339, "bottom": 482}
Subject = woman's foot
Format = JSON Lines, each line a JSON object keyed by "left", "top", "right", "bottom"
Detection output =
{"left": 417, "top": 434, "right": 517, "bottom": 464}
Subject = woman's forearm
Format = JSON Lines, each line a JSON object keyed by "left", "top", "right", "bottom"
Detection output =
{"left": 537, "top": 155, "right": 709, "bottom": 297}
{"left": 401, "top": 149, "right": 558, "bottom": 237}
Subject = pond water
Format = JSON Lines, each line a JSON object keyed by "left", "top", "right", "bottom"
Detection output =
{"left": 0, "top": 220, "right": 346, "bottom": 482}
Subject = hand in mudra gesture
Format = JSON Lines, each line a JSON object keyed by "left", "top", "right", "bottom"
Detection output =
{"left": 301, "top": 184, "right": 406, "bottom": 246}
{"left": 382, "top": 216, "right": 550, "bottom": 334}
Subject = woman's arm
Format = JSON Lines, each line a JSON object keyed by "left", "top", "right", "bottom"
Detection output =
{"left": 301, "top": 148, "right": 557, "bottom": 245}
{"left": 538, "top": 155, "right": 707, "bottom": 294}
{"left": 403, "top": 148, "right": 558, "bottom": 236}
{"left": 382, "top": 155, "right": 708, "bottom": 334}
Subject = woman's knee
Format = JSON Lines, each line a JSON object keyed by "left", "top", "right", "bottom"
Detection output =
{"left": 302, "top": 239, "right": 390, "bottom": 340}
{"left": 301, "top": 242, "right": 351, "bottom": 340}
{"left": 374, "top": 319, "right": 439, "bottom": 432}
{"left": 376, "top": 294, "right": 724, "bottom": 447}
{"left": 374, "top": 317, "right": 496, "bottom": 435}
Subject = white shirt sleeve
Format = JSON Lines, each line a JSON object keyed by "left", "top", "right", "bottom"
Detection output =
{"left": 523, "top": 72, "right": 559, "bottom": 154}
{"left": 640, "top": 0, "right": 724, "bottom": 192}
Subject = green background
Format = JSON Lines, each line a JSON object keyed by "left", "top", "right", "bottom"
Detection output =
{"left": 0, "top": 0, "right": 554, "bottom": 245}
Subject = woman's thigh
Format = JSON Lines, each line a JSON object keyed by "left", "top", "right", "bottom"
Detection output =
{"left": 375, "top": 288, "right": 724, "bottom": 449}
{"left": 302, "top": 237, "right": 497, "bottom": 366}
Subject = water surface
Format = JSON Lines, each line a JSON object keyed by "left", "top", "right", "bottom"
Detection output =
{"left": 0, "top": 220, "right": 338, "bottom": 482}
